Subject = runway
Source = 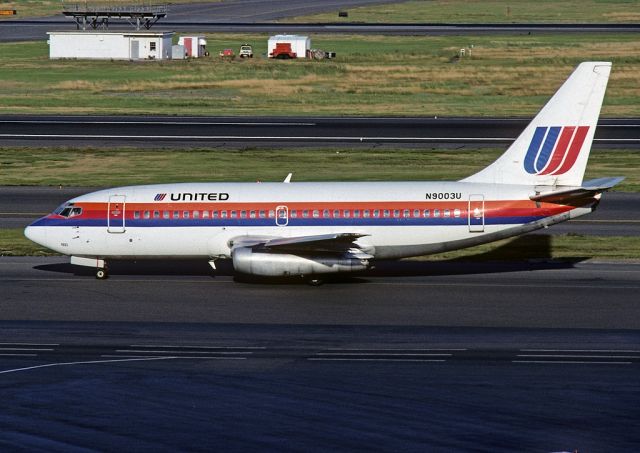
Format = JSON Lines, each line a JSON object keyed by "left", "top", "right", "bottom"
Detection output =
{"left": 2, "top": 115, "right": 640, "bottom": 148}
{"left": 1, "top": 258, "right": 639, "bottom": 450}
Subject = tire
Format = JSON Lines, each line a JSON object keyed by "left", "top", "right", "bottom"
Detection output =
{"left": 96, "top": 268, "right": 108, "bottom": 279}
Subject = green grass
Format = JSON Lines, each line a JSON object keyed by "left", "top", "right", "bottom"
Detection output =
{"left": 289, "top": 0, "right": 640, "bottom": 24}
{"left": 1, "top": 34, "right": 640, "bottom": 116}
{"left": 1, "top": 147, "right": 637, "bottom": 190}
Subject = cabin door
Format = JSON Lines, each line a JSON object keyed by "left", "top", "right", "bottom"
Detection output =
{"left": 108, "top": 195, "right": 126, "bottom": 233}
{"left": 275, "top": 205, "right": 288, "bottom": 226}
{"left": 468, "top": 194, "right": 485, "bottom": 232}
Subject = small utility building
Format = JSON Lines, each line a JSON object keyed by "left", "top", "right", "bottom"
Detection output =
{"left": 47, "top": 31, "right": 174, "bottom": 60}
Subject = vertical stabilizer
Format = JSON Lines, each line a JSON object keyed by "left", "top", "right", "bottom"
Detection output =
{"left": 462, "top": 62, "right": 611, "bottom": 186}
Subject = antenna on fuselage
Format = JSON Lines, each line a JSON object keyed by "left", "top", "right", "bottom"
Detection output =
{"left": 283, "top": 173, "right": 293, "bottom": 183}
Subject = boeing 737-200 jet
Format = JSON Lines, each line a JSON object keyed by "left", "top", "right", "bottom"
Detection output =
{"left": 25, "top": 62, "right": 622, "bottom": 283}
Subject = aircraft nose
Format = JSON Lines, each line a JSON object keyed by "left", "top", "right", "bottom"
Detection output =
{"left": 24, "top": 224, "right": 47, "bottom": 247}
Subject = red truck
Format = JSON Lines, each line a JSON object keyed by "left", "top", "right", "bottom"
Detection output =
{"left": 270, "top": 42, "right": 297, "bottom": 59}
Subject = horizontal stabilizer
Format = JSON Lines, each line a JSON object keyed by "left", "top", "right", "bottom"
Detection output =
{"left": 530, "top": 176, "right": 624, "bottom": 203}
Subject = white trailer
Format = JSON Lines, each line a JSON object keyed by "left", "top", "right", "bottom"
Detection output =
{"left": 268, "top": 34, "right": 310, "bottom": 59}
{"left": 177, "top": 35, "right": 208, "bottom": 58}
{"left": 47, "top": 31, "right": 173, "bottom": 60}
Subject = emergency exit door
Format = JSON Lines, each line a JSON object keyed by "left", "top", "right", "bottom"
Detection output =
{"left": 468, "top": 194, "right": 484, "bottom": 232}
{"left": 108, "top": 195, "right": 126, "bottom": 233}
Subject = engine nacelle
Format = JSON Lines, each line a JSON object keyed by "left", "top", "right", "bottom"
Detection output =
{"left": 232, "top": 247, "right": 371, "bottom": 277}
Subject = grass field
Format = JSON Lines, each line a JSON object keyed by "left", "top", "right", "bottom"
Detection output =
{"left": 290, "top": 0, "right": 640, "bottom": 24}
{"left": 1, "top": 147, "right": 638, "bottom": 191}
{"left": 1, "top": 33, "right": 639, "bottom": 116}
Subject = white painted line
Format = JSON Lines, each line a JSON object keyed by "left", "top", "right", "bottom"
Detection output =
{"left": 102, "top": 355, "right": 247, "bottom": 360}
{"left": 521, "top": 349, "right": 640, "bottom": 353}
{"left": 129, "top": 345, "right": 266, "bottom": 349}
{"left": 0, "top": 356, "right": 177, "bottom": 375}
{"left": 517, "top": 354, "right": 638, "bottom": 359}
{"left": 316, "top": 353, "right": 452, "bottom": 357}
{"left": 116, "top": 349, "right": 253, "bottom": 355}
{"left": 0, "top": 353, "right": 38, "bottom": 357}
{"left": 0, "top": 342, "right": 59, "bottom": 346}
{"left": 325, "top": 348, "right": 466, "bottom": 351}
{"left": 513, "top": 360, "right": 631, "bottom": 365}
{"left": 308, "top": 358, "right": 447, "bottom": 362}
{"left": 0, "top": 348, "right": 55, "bottom": 351}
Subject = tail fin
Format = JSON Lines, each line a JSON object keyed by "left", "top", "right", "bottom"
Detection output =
{"left": 462, "top": 62, "right": 611, "bottom": 187}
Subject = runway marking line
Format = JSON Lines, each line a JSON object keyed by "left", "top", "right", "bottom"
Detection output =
{"left": 517, "top": 354, "right": 639, "bottom": 359}
{"left": 116, "top": 349, "right": 253, "bottom": 355}
{"left": 0, "top": 353, "right": 38, "bottom": 357}
{"left": 101, "top": 355, "right": 247, "bottom": 360}
{"left": 0, "top": 348, "right": 54, "bottom": 351}
{"left": 521, "top": 349, "right": 640, "bottom": 353}
{"left": 0, "top": 342, "right": 59, "bottom": 346}
{"left": 308, "top": 358, "right": 447, "bottom": 362}
{"left": 325, "top": 347, "right": 466, "bottom": 351}
{"left": 316, "top": 353, "right": 452, "bottom": 357}
{"left": 0, "top": 356, "right": 177, "bottom": 375}
{"left": 513, "top": 360, "right": 632, "bottom": 365}
{"left": 129, "top": 344, "right": 266, "bottom": 349}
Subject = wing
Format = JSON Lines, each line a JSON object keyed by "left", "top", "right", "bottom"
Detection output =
{"left": 230, "top": 233, "right": 373, "bottom": 258}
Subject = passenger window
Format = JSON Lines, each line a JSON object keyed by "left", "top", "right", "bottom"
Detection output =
{"left": 373, "top": 209, "right": 379, "bottom": 218}
{"left": 383, "top": 210, "right": 390, "bottom": 218}
{"left": 134, "top": 211, "right": 140, "bottom": 219}
{"left": 403, "top": 209, "right": 410, "bottom": 218}
{"left": 143, "top": 210, "right": 150, "bottom": 219}
{"left": 203, "top": 211, "right": 209, "bottom": 219}
{"left": 230, "top": 211, "right": 237, "bottom": 219}
{"left": 454, "top": 208, "right": 461, "bottom": 218}
{"left": 313, "top": 210, "right": 319, "bottom": 218}
{"left": 444, "top": 209, "right": 450, "bottom": 218}
{"left": 268, "top": 210, "right": 275, "bottom": 219}
{"left": 259, "top": 210, "right": 266, "bottom": 219}
{"left": 183, "top": 211, "right": 190, "bottom": 219}
{"left": 250, "top": 210, "right": 256, "bottom": 219}
{"left": 423, "top": 209, "right": 430, "bottom": 218}
{"left": 291, "top": 210, "right": 298, "bottom": 218}
{"left": 194, "top": 211, "right": 200, "bottom": 219}
{"left": 240, "top": 210, "right": 247, "bottom": 219}
{"left": 413, "top": 209, "right": 420, "bottom": 218}
{"left": 354, "top": 209, "right": 360, "bottom": 218}
{"left": 302, "top": 210, "right": 309, "bottom": 218}
{"left": 333, "top": 210, "right": 340, "bottom": 218}
{"left": 323, "top": 209, "right": 330, "bottom": 218}
{"left": 393, "top": 209, "right": 400, "bottom": 218}
{"left": 344, "top": 210, "right": 350, "bottom": 218}
{"left": 363, "top": 210, "right": 370, "bottom": 218}
{"left": 212, "top": 211, "right": 219, "bottom": 219}
{"left": 163, "top": 210, "right": 170, "bottom": 219}
{"left": 173, "top": 211, "right": 179, "bottom": 219}
{"left": 434, "top": 209, "right": 440, "bottom": 217}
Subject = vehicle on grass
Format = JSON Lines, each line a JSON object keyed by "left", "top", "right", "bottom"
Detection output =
{"left": 270, "top": 42, "right": 296, "bottom": 59}
{"left": 239, "top": 44, "right": 253, "bottom": 58}
{"left": 219, "top": 48, "right": 235, "bottom": 60}
{"left": 25, "top": 62, "right": 622, "bottom": 284}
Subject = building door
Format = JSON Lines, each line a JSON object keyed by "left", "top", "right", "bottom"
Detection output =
{"left": 130, "top": 40, "right": 139, "bottom": 59}
{"left": 275, "top": 205, "right": 288, "bottom": 226}
{"left": 468, "top": 194, "right": 484, "bottom": 232}
{"left": 108, "top": 195, "right": 126, "bottom": 233}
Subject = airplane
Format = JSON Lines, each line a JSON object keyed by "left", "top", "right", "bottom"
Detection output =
{"left": 25, "top": 61, "right": 623, "bottom": 284}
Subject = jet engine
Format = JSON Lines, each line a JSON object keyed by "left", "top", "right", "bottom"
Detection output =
{"left": 232, "top": 247, "right": 371, "bottom": 277}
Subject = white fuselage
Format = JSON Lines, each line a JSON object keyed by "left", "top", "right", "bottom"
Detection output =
{"left": 25, "top": 181, "right": 595, "bottom": 262}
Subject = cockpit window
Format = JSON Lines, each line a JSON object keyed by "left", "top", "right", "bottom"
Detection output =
{"left": 54, "top": 203, "right": 82, "bottom": 218}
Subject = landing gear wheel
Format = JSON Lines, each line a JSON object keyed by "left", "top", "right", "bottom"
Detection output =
{"left": 96, "top": 268, "right": 108, "bottom": 279}
{"left": 307, "top": 278, "right": 324, "bottom": 286}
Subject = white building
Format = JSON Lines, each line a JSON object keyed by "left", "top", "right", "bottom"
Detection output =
{"left": 47, "top": 31, "right": 174, "bottom": 60}
{"left": 177, "top": 35, "right": 207, "bottom": 58}
{"left": 268, "top": 34, "right": 310, "bottom": 59}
